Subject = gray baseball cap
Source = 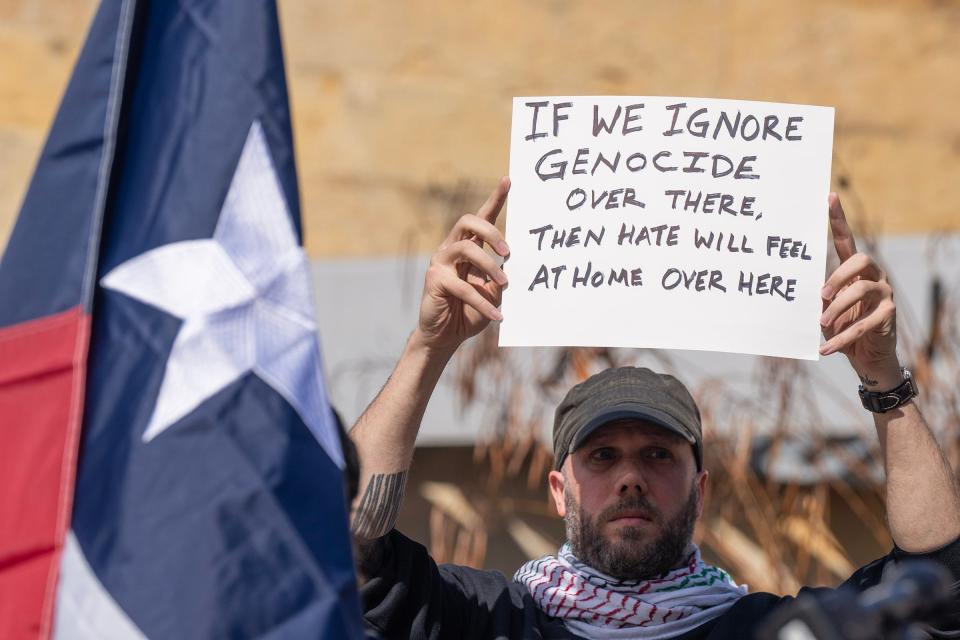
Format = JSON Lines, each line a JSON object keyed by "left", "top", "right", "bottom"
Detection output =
{"left": 553, "top": 367, "right": 703, "bottom": 471}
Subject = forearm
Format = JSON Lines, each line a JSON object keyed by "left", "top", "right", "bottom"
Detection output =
{"left": 863, "top": 362, "right": 960, "bottom": 551}
{"left": 819, "top": 199, "right": 960, "bottom": 552}
{"left": 349, "top": 330, "right": 455, "bottom": 540}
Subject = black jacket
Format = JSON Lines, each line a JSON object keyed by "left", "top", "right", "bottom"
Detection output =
{"left": 359, "top": 530, "right": 960, "bottom": 639}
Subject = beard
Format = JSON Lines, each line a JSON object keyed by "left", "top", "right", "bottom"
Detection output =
{"left": 564, "top": 483, "right": 699, "bottom": 581}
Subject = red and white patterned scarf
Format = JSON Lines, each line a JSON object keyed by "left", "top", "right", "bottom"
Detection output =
{"left": 514, "top": 544, "right": 746, "bottom": 639}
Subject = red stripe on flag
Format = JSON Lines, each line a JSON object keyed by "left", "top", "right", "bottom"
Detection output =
{"left": 0, "top": 307, "right": 90, "bottom": 640}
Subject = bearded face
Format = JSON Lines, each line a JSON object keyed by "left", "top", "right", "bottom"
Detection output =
{"left": 547, "top": 420, "right": 705, "bottom": 580}
{"left": 563, "top": 477, "right": 700, "bottom": 580}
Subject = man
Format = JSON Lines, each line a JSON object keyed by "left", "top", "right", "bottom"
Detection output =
{"left": 349, "top": 178, "right": 960, "bottom": 639}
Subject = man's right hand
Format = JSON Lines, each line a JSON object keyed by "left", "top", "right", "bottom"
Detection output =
{"left": 348, "top": 177, "right": 512, "bottom": 542}
{"left": 414, "top": 176, "right": 511, "bottom": 355}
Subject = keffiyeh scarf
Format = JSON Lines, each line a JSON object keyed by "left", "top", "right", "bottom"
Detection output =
{"left": 514, "top": 544, "right": 747, "bottom": 639}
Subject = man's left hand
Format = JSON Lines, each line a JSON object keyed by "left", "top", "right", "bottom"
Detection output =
{"left": 819, "top": 193, "right": 901, "bottom": 388}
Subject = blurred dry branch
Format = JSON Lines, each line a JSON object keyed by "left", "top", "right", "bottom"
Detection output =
{"left": 421, "top": 481, "right": 488, "bottom": 568}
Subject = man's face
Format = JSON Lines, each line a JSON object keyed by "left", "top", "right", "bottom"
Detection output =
{"left": 548, "top": 420, "right": 706, "bottom": 580}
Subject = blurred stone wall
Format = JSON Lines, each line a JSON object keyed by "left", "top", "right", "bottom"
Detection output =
{"left": 2, "top": 0, "right": 959, "bottom": 257}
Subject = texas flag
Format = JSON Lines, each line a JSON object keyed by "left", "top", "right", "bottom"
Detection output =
{"left": 0, "top": 1, "right": 363, "bottom": 638}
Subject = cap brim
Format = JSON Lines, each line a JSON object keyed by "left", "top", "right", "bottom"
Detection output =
{"left": 571, "top": 403, "right": 697, "bottom": 453}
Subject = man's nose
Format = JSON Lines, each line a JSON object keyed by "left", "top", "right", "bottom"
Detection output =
{"left": 616, "top": 464, "right": 648, "bottom": 495}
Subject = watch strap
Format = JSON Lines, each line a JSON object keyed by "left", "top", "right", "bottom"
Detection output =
{"left": 858, "top": 368, "right": 917, "bottom": 413}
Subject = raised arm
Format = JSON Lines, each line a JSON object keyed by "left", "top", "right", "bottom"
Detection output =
{"left": 349, "top": 178, "right": 511, "bottom": 542}
{"left": 819, "top": 193, "right": 960, "bottom": 552}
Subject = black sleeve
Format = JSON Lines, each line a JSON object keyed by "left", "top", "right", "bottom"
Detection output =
{"left": 837, "top": 534, "right": 959, "bottom": 590}
{"left": 893, "top": 536, "right": 960, "bottom": 635}
{"left": 892, "top": 536, "right": 960, "bottom": 580}
{"left": 836, "top": 535, "right": 960, "bottom": 637}
{"left": 736, "top": 537, "right": 960, "bottom": 640}
{"left": 358, "top": 530, "right": 572, "bottom": 640}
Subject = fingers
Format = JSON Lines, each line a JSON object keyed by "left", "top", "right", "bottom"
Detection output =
{"left": 486, "top": 280, "right": 504, "bottom": 308}
{"left": 821, "top": 252, "right": 884, "bottom": 301}
{"left": 469, "top": 278, "right": 504, "bottom": 311}
{"left": 422, "top": 177, "right": 512, "bottom": 330}
{"left": 443, "top": 213, "right": 510, "bottom": 257}
{"left": 820, "top": 279, "right": 891, "bottom": 331}
{"left": 440, "top": 175, "right": 511, "bottom": 253}
{"left": 441, "top": 274, "right": 504, "bottom": 322}
{"left": 828, "top": 192, "right": 857, "bottom": 262}
{"left": 436, "top": 239, "right": 508, "bottom": 287}
{"left": 476, "top": 176, "right": 511, "bottom": 224}
{"left": 820, "top": 298, "right": 895, "bottom": 355}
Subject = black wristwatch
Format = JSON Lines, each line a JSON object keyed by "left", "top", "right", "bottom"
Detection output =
{"left": 858, "top": 368, "right": 917, "bottom": 413}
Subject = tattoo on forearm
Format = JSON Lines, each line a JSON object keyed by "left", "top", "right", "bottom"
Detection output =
{"left": 352, "top": 471, "right": 408, "bottom": 539}
{"left": 859, "top": 374, "right": 879, "bottom": 388}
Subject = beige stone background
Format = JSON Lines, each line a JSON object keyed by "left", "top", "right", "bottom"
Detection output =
{"left": 1, "top": 0, "right": 958, "bottom": 259}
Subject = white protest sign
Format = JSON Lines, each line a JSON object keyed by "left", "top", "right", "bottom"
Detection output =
{"left": 499, "top": 97, "right": 835, "bottom": 360}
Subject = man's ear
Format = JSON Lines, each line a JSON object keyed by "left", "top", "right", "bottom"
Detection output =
{"left": 695, "top": 469, "right": 709, "bottom": 519}
{"left": 548, "top": 469, "right": 567, "bottom": 517}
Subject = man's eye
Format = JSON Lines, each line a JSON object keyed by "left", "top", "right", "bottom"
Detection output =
{"left": 590, "top": 448, "right": 616, "bottom": 461}
{"left": 647, "top": 448, "right": 673, "bottom": 460}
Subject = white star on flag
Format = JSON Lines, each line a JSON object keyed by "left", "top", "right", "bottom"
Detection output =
{"left": 100, "top": 120, "right": 343, "bottom": 468}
